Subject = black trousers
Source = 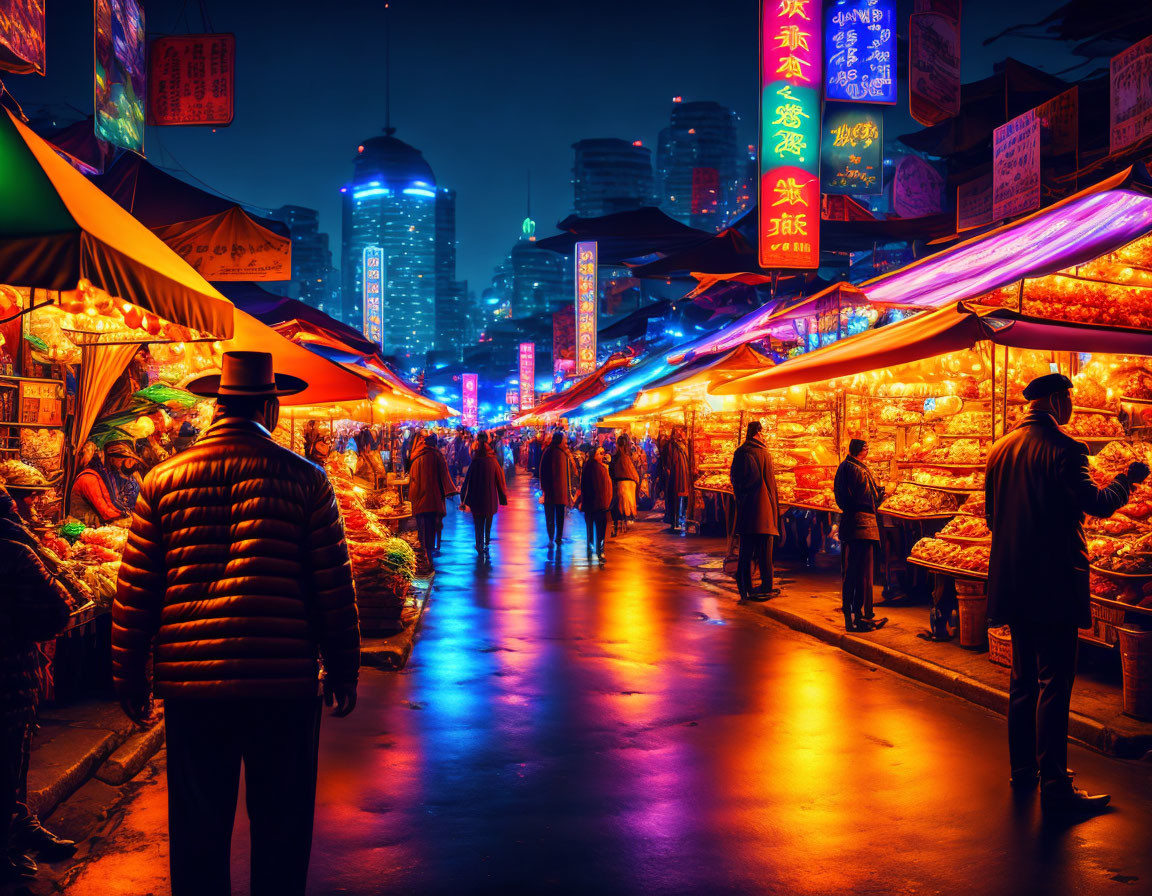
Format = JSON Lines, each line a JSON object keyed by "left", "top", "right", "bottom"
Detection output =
{"left": 472, "top": 513, "right": 493, "bottom": 547}
{"left": 1, "top": 717, "right": 33, "bottom": 856}
{"left": 737, "top": 533, "right": 773, "bottom": 596}
{"left": 841, "top": 540, "right": 875, "bottom": 621}
{"left": 415, "top": 512, "right": 439, "bottom": 562}
{"left": 584, "top": 510, "right": 608, "bottom": 551}
{"left": 164, "top": 697, "right": 322, "bottom": 896}
{"left": 544, "top": 503, "right": 566, "bottom": 542}
{"left": 1007, "top": 622, "right": 1079, "bottom": 785}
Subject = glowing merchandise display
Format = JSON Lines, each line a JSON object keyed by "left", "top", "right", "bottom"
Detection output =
{"left": 148, "top": 34, "right": 235, "bottom": 126}
{"left": 94, "top": 0, "right": 146, "bottom": 152}
{"left": 462, "top": 374, "right": 478, "bottom": 427}
{"left": 362, "top": 247, "right": 384, "bottom": 350}
{"left": 825, "top": 0, "right": 896, "bottom": 104}
{"left": 759, "top": 0, "right": 821, "bottom": 269}
{"left": 575, "top": 242, "right": 598, "bottom": 375}
{"left": 518, "top": 342, "right": 535, "bottom": 412}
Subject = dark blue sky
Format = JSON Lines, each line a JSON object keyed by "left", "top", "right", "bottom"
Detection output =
{"left": 9, "top": 0, "right": 1085, "bottom": 292}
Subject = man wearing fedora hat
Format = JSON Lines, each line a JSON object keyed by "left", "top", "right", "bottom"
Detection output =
{"left": 112, "top": 351, "right": 360, "bottom": 896}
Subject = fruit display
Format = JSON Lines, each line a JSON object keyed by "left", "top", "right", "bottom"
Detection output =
{"left": 937, "top": 515, "right": 991, "bottom": 541}
{"left": 879, "top": 483, "right": 959, "bottom": 516}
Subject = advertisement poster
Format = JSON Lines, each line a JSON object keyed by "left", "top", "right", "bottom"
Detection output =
{"left": 820, "top": 107, "right": 883, "bottom": 195}
{"left": 824, "top": 0, "right": 896, "bottom": 104}
{"left": 993, "top": 110, "right": 1041, "bottom": 220}
{"left": 462, "top": 374, "right": 478, "bottom": 428}
{"left": 1036, "top": 87, "right": 1079, "bottom": 197}
{"left": 909, "top": 12, "right": 960, "bottom": 126}
{"left": 1110, "top": 35, "right": 1152, "bottom": 156}
{"left": 518, "top": 343, "right": 535, "bottom": 412}
{"left": 362, "top": 246, "right": 384, "bottom": 350}
{"left": 94, "top": 0, "right": 146, "bottom": 152}
{"left": 956, "top": 172, "right": 994, "bottom": 232}
{"left": 575, "top": 241, "right": 598, "bottom": 375}
{"left": 0, "top": 0, "right": 45, "bottom": 74}
{"left": 506, "top": 388, "right": 520, "bottom": 411}
{"left": 759, "top": 0, "right": 821, "bottom": 269}
{"left": 152, "top": 207, "right": 292, "bottom": 281}
{"left": 892, "top": 155, "right": 944, "bottom": 218}
{"left": 552, "top": 305, "right": 575, "bottom": 381}
{"left": 148, "top": 34, "right": 235, "bottom": 126}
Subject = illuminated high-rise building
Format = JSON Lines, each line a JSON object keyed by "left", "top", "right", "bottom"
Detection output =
{"left": 270, "top": 205, "right": 338, "bottom": 316}
{"left": 656, "top": 99, "right": 742, "bottom": 230}
{"left": 571, "top": 138, "right": 654, "bottom": 218}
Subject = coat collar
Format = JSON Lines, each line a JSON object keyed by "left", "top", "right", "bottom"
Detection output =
{"left": 1020, "top": 408, "right": 1060, "bottom": 429}
{"left": 203, "top": 417, "right": 272, "bottom": 440}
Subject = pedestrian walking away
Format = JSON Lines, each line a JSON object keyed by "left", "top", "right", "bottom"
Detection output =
{"left": 539, "top": 431, "right": 578, "bottom": 546}
{"left": 609, "top": 433, "right": 641, "bottom": 536}
{"left": 986, "top": 372, "right": 1150, "bottom": 816}
{"left": 409, "top": 430, "right": 459, "bottom": 570}
{"left": 111, "top": 351, "right": 361, "bottom": 896}
{"left": 834, "top": 438, "right": 887, "bottom": 632}
{"left": 579, "top": 446, "right": 613, "bottom": 561}
{"left": 460, "top": 431, "right": 508, "bottom": 555}
{"left": 729, "top": 421, "right": 780, "bottom": 601}
{"left": 662, "top": 428, "right": 692, "bottom": 533}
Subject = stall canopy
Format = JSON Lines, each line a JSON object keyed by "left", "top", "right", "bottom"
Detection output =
{"left": 713, "top": 302, "right": 1152, "bottom": 395}
{"left": 0, "top": 108, "right": 234, "bottom": 338}
{"left": 512, "top": 354, "right": 633, "bottom": 425}
{"left": 862, "top": 167, "right": 1152, "bottom": 310}
{"left": 630, "top": 344, "right": 776, "bottom": 418}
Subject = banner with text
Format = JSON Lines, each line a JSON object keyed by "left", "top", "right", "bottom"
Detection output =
{"left": 825, "top": 0, "right": 896, "bottom": 104}
{"left": 148, "top": 33, "right": 235, "bottom": 126}
{"left": 362, "top": 246, "right": 384, "bottom": 349}
{"left": 820, "top": 107, "right": 883, "bottom": 195}
{"left": 575, "top": 241, "right": 598, "bottom": 375}
{"left": 908, "top": 11, "right": 960, "bottom": 126}
{"left": 462, "top": 374, "right": 478, "bottom": 428}
{"left": 892, "top": 154, "right": 944, "bottom": 218}
{"left": 993, "top": 109, "right": 1040, "bottom": 220}
{"left": 956, "top": 172, "right": 993, "bottom": 232}
{"left": 518, "top": 343, "right": 535, "bottom": 412}
{"left": 1110, "top": 35, "right": 1152, "bottom": 157}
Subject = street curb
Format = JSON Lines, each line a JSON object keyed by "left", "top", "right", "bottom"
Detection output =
{"left": 361, "top": 576, "right": 433, "bottom": 670}
{"left": 27, "top": 729, "right": 122, "bottom": 819}
{"left": 95, "top": 720, "right": 166, "bottom": 786}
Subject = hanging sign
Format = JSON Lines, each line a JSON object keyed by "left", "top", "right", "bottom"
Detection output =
{"left": 820, "top": 107, "right": 883, "bottom": 195}
{"left": 575, "top": 241, "right": 597, "bottom": 375}
{"left": 824, "top": 0, "right": 896, "bottom": 104}
{"left": 506, "top": 388, "right": 520, "bottom": 410}
{"left": 94, "top": 0, "right": 146, "bottom": 152}
{"left": 892, "top": 155, "right": 944, "bottom": 217}
{"left": 148, "top": 34, "right": 235, "bottom": 126}
{"left": 362, "top": 246, "right": 385, "bottom": 350}
{"left": 151, "top": 207, "right": 292, "bottom": 281}
{"left": 1036, "top": 87, "right": 1079, "bottom": 198}
{"left": 993, "top": 109, "right": 1041, "bottom": 220}
{"left": 461, "top": 374, "right": 478, "bottom": 427}
{"left": 956, "top": 172, "right": 993, "bottom": 232}
{"left": 518, "top": 343, "right": 535, "bottom": 412}
{"left": 758, "top": 0, "right": 822, "bottom": 270}
{"left": 0, "top": 0, "right": 45, "bottom": 74}
{"left": 1110, "top": 35, "right": 1152, "bottom": 157}
{"left": 914, "top": 0, "right": 959, "bottom": 15}
{"left": 18, "top": 379, "right": 63, "bottom": 427}
{"left": 553, "top": 305, "right": 575, "bottom": 383}
{"left": 909, "top": 12, "right": 960, "bottom": 126}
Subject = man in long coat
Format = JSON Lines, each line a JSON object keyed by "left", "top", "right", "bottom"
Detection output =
{"left": 834, "top": 438, "right": 886, "bottom": 632}
{"left": 409, "top": 431, "right": 459, "bottom": 569}
{"left": 579, "top": 447, "right": 613, "bottom": 560}
{"left": 539, "top": 431, "right": 577, "bottom": 546}
{"left": 729, "top": 422, "right": 780, "bottom": 600}
{"left": 662, "top": 428, "right": 692, "bottom": 532}
{"left": 986, "top": 372, "right": 1148, "bottom": 814}
{"left": 459, "top": 432, "right": 508, "bottom": 554}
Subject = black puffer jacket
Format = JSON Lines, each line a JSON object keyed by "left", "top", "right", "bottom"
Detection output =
{"left": 112, "top": 417, "right": 360, "bottom": 701}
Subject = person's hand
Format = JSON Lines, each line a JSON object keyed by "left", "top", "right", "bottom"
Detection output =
{"left": 324, "top": 680, "right": 358, "bottom": 717}
{"left": 119, "top": 694, "right": 155, "bottom": 729}
{"left": 1127, "top": 461, "right": 1150, "bottom": 484}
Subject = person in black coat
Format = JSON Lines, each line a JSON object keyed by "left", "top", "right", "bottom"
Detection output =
{"left": 579, "top": 447, "right": 613, "bottom": 561}
{"left": 833, "top": 439, "right": 887, "bottom": 632}
{"left": 729, "top": 421, "right": 780, "bottom": 601}
{"left": 539, "top": 432, "right": 578, "bottom": 546}
{"left": 1, "top": 487, "right": 74, "bottom": 884}
{"left": 460, "top": 432, "right": 508, "bottom": 554}
{"left": 662, "top": 429, "right": 692, "bottom": 532}
{"left": 986, "top": 373, "right": 1149, "bottom": 814}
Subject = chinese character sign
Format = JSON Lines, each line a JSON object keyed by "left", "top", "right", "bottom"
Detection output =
{"left": 462, "top": 374, "right": 478, "bottom": 428}
{"left": 820, "top": 107, "right": 883, "bottom": 195}
{"left": 759, "top": 0, "right": 821, "bottom": 269}
{"left": 909, "top": 11, "right": 960, "bottom": 126}
{"left": 94, "top": 0, "right": 146, "bottom": 152}
{"left": 825, "top": 0, "right": 895, "bottom": 104}
{"left": 362, "top": 246, "right": 385, "bottom": 351}
{"left": 553, "top": 305, "right": 575, "bottom": 383}
{"left": 518, "top": 343, "right": 535, "bottom": 412}
{"left": 993, "top": 110, "right": 1040, "bottom": 221}
{"left": 506, "top": 388, "right": 520, "bottom": 410}
{"left": 0, "top": 0, "right": 45, "bottom": 75}
{"left": 575, "top": 242, "right": 598, "bottom": 375}
{"left": 1110, "top": 35, "right": 1152, "bottom": 157}
{"left": 148, "top": 34, "right": 235, "bottom": 126}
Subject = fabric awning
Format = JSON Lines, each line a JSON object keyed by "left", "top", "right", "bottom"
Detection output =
{"left": 512, "top": 355, "right": 633, "bottom": 424}
{"left": 647, "top": 344, "right": 774, "bottom": 393}
{"left": 0, "top": 109, "right": 234, "bottom": 338}
{"left": 152, "top": 207, "right": 291, "bottom": 281}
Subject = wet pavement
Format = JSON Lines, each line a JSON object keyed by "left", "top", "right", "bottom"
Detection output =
{"left": 30, "top": 474, "right": 1152, "bottom": 895}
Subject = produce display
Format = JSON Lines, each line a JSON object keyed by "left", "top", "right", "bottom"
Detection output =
{"left": 880, "top": 483, "right": 959, "bottom": 516}
{"left": 0, "top": 458, "right": 54, "bottom": 487}
{"left": 937, "top": 515, "right": 991, "bottom": 540}
{"left": 910, "top": 468, "right": 985, "bottom": 490}
{"left": 909, "top": 537, "right": 990, "bottom": 575}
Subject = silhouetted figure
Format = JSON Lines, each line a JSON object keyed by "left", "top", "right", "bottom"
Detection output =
{"left": 528, "top": 431, "right": 545, "bottom": 479}
{"left": 540, "top": 431, "right": 577, "bottom": 546}
{"left": 609, "top": 433, "right": 640, "bottom": 536}
{"left": 460, "top": 432, "right": 508, "bottom": 555}
{"left": 409, "top": 431, "right": 458, "bottom": 570}
{"left": 986, "top": 372, "right": 1148, "bottom": 815}
{"left": 662, "top": 428, "right": 691, "bottom": 532}
{"left": 112, "top": 352, "right": 361, "bottom": 896}
{"left": 580, "top": 446, "right": 613, "bottom": 561}
{"left": 729, "top": 421, "right": 779, "bottom": 601}
{"left": 834, "top": 438, "right": 886, "bottom": 632}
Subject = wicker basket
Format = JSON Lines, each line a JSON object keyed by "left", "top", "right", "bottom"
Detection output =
{"left": 987, "top": 626, "right": 1012, "bottom": 667}
{"left": 1091, "top": 599, "right": 1127, "bottom": 646}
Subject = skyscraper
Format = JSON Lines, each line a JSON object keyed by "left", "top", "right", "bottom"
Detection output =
{"left": 341, "top": 131, "right": 445, "bottom": 362}
{"left": 656, "top": 99, "right": 742, "bottom": 230}
{"left": 269, "top": 205, "right": 338, "bottom": 316}
{"left": 571, "top": 138, "right": 654, "bottom": 218}
{"left": 434, "top": 188, "right": 468, "bottom": 361}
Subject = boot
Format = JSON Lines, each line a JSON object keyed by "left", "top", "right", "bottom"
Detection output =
{"left": 2, "top": 854, "right": 37, "bottom": 883}
{"left": 1041, "top": 780, "right": 1110, "bottom": 815}
{"left": 17, "top": 818, "right": 77, "bottom": 861}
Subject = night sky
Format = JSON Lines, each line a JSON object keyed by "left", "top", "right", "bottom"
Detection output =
{"left": 8, "top": 0, "right": 1083, "bottom": 293}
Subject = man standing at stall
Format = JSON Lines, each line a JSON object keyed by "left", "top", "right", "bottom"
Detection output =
{"left": 730, "top": 421, "right": 780, "bottom": 601}
{"left": 986, "top": 372, "right": 1148, "bottom": 815}
{"left": 663, "top": 428, "right": 692, "bottom": 533}
{"left": 834, "top": 439, "right": 887, "bottom": 632}
{"left": 112, "top": 351, "right": 361, "bottom": 896}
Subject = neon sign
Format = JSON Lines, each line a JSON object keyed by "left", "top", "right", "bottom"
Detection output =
{"left": 575, "top": 241, "right": 598, "bottom": 375}
{"left": 759, "top": 0, "right": 821, "bottom": 269}
{"left": 825, "top": 0, "right": 896, "bottom": 104}
{"left": 518, "top": 343, "right": 535, "bottom": 412}
{"left": 362, "top": 246, "right": 384, "bottom": 350}
{"left": 462, "top": 374, "right": 478, "bottom": 427}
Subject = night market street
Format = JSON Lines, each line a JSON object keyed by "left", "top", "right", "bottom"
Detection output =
{"left": 24, "top": 476, "right": 1152, "bottom": 896}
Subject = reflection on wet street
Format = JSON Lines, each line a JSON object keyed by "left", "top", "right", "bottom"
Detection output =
{"left": 49, "top": 476, "right": 1152, "bottom": 894}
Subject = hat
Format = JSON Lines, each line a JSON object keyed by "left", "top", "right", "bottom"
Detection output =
{"left": 1022, "top": 372, "right": 1073, "bottom": 401}
{"left": 186, "top": 351, "right": 307, "bottom": 398}
{"left": 104, "top": 440, "right": 144, "bottom": 469}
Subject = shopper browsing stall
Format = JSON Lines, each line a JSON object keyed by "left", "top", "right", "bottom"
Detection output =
{"left": 730, "top": 421, "right": 780, "bottom": 601}
{"left": 834, "top": 439, "right": 888, "bottom": 633}
{"left": 408, "top": 431, "right": 458, "bottom": 570}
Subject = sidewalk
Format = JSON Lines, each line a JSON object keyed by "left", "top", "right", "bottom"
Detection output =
{"left": 618, "top": 523, "right": 1152, "bottom": 760}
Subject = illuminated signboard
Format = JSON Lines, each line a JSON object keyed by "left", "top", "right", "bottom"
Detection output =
{"left": 759, "top": 0, "right": 821, "bottom": 270}
{"left": 94, "top": 0, "right": 146, "bottom": 152}
{"left": 462, "top": 374, "right": 478, "bottom": 427}
{"left": 820, "top": 107, "right": 883, "bottom": 194}
{"left": 148, "top": 34, "right": 235, "bottom": 126}
{"left": 518, "top": 343, "right": 535, "bottom": 411}
{"left": 825, "top": 0, "right": 896, "bottom": 104}
{"left": 362, "top": 246, "right": 384, "bottom": 350}
{"left": 575, "top": 241, "right": 598, "bottom": 375}
{"left": 506, "top": 388, "right": 520, "bottom": 410}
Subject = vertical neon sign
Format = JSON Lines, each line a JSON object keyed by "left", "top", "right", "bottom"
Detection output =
{"left": 462, "top": 374, "right": 478, "bottom": 427}
{"left": 575, "top": 241, "right": 598, "bottom": 376}
{"left": 759, "top": 0, "right": 821, "bottom": 269}
{"left": 362, "top": 246, "right": 384, "bottom": 350}
{"left": 518, "top": 343, "right": 535, "bottom": 412}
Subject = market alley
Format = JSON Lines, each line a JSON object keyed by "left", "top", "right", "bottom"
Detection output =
{"left": 31, "top": 476, "right": 1152, "bottom": 896}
